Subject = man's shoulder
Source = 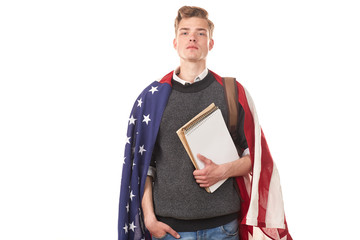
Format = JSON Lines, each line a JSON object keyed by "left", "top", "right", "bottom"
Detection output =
{"left": 208, "top": 70, "right": 245, "bottom": 88}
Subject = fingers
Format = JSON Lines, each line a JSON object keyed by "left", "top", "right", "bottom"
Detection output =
{"left": 193, "top": 168, "right": 205, "bottom": 177}
{"left": 193, "top": 170, "right": 210, "bottom": 187}
{"left": 194, "top": 178, "right": 207, "bottom": 184}
{"left": 199, "top": 183, "right": 210, "bottom": 188}
{"left": 148, "top": 220, "right": 180, "bottom": 239}
{"left": 193, "top": 175, "right": 207, "bottom": 182}
{"left": 194, "top": 154, "right": 218, "bottom": 188}
{"left": 193, "top": 170, "right": 206, "bottom": 178}
{"left": 193, "top": 173, "right": 210, "bottom": 187}
{"left": 166, "top": 226, "right": 180, "bottom": 239}
{"left": 193, "top": 156, "right": 209, "bottom": 184}
{"left": 159, "top": 222, "right": 180, "bottom": 239}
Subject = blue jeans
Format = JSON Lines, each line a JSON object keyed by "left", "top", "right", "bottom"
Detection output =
{"left": 152, "top": 219, "right": 239, "bottom": 240}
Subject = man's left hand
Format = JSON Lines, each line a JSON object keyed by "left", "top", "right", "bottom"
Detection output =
{"left": 193, "top": 154, "right": 227, "bottom": 188}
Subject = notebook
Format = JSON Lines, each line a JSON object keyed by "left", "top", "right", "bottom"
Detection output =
{"left": 176, "top": 103, "right": 239, "bottom": 193}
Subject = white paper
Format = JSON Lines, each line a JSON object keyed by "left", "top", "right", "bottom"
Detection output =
{"left": 185, "top": 108, "right": 239, "bottom": 192}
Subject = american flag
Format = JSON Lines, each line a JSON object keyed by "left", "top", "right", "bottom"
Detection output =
{"left": 118, "top": 71, "right": 292, "bottom": 240}
{"left": 234, "top": 79, "right": 292, "bottom": 240}
{"left": 118, "top": 73, "right": 173, "bottom": 240}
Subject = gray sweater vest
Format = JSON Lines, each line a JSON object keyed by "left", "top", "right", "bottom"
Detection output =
{"left": 151, "top": 72, "right": 248, "bottom": 231}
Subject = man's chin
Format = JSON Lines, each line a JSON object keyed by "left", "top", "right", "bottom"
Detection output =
{"left": 182, "top": 56, "right": 206, "bottom": 63}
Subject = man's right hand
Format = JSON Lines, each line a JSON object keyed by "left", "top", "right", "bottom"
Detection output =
{"left": 145, "top": 217, "right": 180, "bottom": 239}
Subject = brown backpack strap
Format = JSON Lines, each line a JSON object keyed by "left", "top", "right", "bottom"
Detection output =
{"left": 222, "top": 77, "right": 239, "bottom": 142}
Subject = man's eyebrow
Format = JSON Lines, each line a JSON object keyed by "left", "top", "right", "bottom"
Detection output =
{"left": 179, "top": 28, "right": 207, "bottom": 31}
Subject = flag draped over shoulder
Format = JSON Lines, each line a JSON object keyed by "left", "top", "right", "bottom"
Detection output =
{"left": 236, "top": 81, "right": 292, "bottom": 240}
{"left": 118, "top": 71, "right": 292, "bottom": 240}
{"left": 118, "top": 72, "right": 172, "bottom": 240}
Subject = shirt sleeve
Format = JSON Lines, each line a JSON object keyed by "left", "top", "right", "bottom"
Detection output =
{"left": 237, "top": 102, "right": 249, "bottom": 156}
{"left": 242, "top": 148, "right": 250, "bottom": 157}
{"left": 147, "top": 143, "right": 157, "bottom": 178}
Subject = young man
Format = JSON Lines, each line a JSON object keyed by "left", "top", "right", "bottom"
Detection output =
{"left": 119, "top": 6, "right": 291, "bottom": 240}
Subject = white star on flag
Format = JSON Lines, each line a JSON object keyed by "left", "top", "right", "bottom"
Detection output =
{"left": 130, "top": 190, "right": 135, "bottom": 201}
{"left": 126, "top": 136, "right": 131, "bottom": 144}
{"left": 129, "top": 115, "right": 136, "bottom": 125}
{"left": 126, "top": 203, "right": 130, "bottom": 213}
{"left": 139, "top": 145, "right": 146, "bottom": 155}
{"left": 129, "top": 221, "right": 137, "bottom": 232}
{"left": 142, "top": 114, "right": 151, "bottom": 125}
{"left": 149, "top": 86, "right": 158, "bottom": 94}
{"left": 123, "top": 223, "right": 128, "bottom": 233}
{"left": 137, "top": 98, "right": 143, "bottom": 107}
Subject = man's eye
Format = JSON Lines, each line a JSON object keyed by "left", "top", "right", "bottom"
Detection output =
{"left": 181, "top": 32, "right": 188, "bottom": 35}
{"left": 199, "top": 32, "right": 206, "bottom": 36}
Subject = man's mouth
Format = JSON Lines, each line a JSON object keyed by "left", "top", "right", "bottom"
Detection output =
{"left": 187, "top": 46, "right": 198, "bottom": 49}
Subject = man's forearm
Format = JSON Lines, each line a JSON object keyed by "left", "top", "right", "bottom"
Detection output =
{"left": 141, "top": 176, "right": 156, "bottom": 224}
{"left": 141, "top": 176, "right": 180, "bottom": 238}
{"left": 223, "top": 155, "right": 252, "bottom": 179}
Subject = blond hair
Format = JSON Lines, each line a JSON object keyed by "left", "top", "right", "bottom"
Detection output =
{"left": 174, "top": 6, "right": 214, "bottom": 38}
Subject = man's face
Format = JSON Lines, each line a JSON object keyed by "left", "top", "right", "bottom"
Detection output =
{"left": 173, "top": 17, "right": 214, "bottom": 63}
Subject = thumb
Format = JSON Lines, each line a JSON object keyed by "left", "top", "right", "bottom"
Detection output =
{"left": 197, "top": 154, "right": 212, "bottom": 165}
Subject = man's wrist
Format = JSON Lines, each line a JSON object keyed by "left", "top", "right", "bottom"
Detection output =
{"left": 144, "top": 214, "right": 157, "bottom": 226}
{"left": 221, "top": 161, "right": 232, "bottom": 180}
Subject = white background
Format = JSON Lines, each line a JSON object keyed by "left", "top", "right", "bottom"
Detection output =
{"left": 1, "top": 0, "right": 359, "bottom": 239}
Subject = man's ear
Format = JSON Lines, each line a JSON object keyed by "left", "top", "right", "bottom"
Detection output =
{"left": 173, "top": 38, "right": 177, "bottom": 49}
{"left": 209, "top": 39, "right": 214, "bottom": 51}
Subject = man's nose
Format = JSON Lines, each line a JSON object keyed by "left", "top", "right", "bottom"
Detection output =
{"left": 189, "top": 33, "right": 196, "bottom": 42}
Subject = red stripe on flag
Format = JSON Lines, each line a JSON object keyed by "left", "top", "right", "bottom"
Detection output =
{"left": 236, "top": 83, "right": 255, "bottom": 168}
{"left": 257, "top": 129, "right": 273, "bottom": 227}
{"left": 236, "top": 82, "right": 257, "bottom": 224}
{"left": 159, "top": 71, "right": 173, "bottom": 85}
{"left": 235, "top": 176, "right": 250, "bottom": 240}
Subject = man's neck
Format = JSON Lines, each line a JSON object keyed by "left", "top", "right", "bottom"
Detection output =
{"left": 177, "top": 61, "right": 206, "bottom": 83}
